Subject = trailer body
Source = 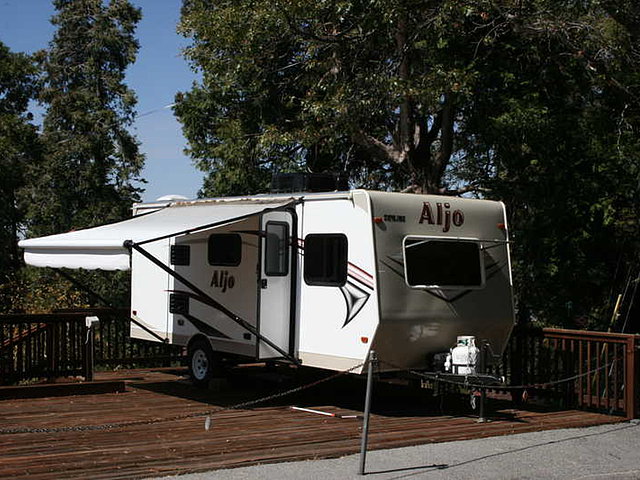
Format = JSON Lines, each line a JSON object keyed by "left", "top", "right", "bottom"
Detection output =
{"left": 20, "top": 190, "right": 515, "bottom": 374}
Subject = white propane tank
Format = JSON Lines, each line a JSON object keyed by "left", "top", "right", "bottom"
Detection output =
{"left": 450, "top": 336, "right": 479, "bottom": 375}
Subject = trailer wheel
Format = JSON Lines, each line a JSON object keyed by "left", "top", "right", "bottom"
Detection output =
{"left": 188, "top": 339, "right": 214, "bottom": 387}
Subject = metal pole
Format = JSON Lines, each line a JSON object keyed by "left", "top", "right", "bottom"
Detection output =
{"left": 477, "top": 342, "right": 488, "bottom": 423}
{"left": 478, "top": 388, "right": 487, "bottom": 423}
{"left": 358, "top": 350, "right": 376, "bottom": 475}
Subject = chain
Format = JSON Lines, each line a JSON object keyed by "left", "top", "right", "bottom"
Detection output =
{"left": 379, "top": 359, "right": 618, "bottom": 391}
{"left": 0, "top": 362, "right": 366, "bottom": 435}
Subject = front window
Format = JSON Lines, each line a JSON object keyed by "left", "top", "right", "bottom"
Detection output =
{"left": 403, "top": 237, "right": 483, "bottom": 289}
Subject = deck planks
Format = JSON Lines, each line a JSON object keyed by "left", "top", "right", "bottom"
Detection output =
{"left": 0, "top": 368, "right": 624, "bottom": 479}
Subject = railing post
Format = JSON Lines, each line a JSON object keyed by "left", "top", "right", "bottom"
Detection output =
{"left": 84, "top": 316, "right": 99, "bottom": 382}
{"left": 509, "top": 326, "right": 524, "bottom": 404}
{"left": 46, "top": 323, "right": 55, "bottom": 381}
{"left": 635, "top": 338, "right": 640, "bottom": 420}
{"left": 636, "top": 337, "right": 640, "bottom": 419}
{"left": 358, "top": 350, "right": 377, "bottom": 476}
{"left": 626, "top": 336, "right": 638, "bottom": 420}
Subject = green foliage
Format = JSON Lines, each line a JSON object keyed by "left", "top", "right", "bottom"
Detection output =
{"left": 23, "top": 0, "right": 145, "bottom": 237}
{"left": 175, "top": 0, "right": 494, "bottom": 195}
{"left": 10, "top": 0, "right": 146, "bottom": 312}
{"left": 2, "top": 268, "right": 87, "bottom": 314}
{"left": 0, "top": 41, "right": 40, "bottom": 311}
{"left": 176, "top": 0, "right": 638, "bottom": 197}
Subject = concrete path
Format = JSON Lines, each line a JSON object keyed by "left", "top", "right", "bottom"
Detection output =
{"left": 159, "top": 420, "right": 640, "bottom": 480}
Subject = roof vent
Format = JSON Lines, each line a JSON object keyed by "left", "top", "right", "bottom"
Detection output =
{"left": 156, "top": 194, "right": 189, "bottom": 202}
{"left": 270, "top": 173, "right": 348, "bottom": 193}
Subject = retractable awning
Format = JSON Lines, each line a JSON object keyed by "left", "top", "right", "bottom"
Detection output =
{"left": 19, "top": 199, "right": 294, "bottom": 271}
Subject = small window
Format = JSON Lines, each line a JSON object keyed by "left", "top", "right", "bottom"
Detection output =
{"left": 208, "top": 233, "right": 242, "bottom": 266}
{"left": 304, "top": 234, "right": 348, "bottom": 286}
{"left": 404, "top": 237, "right": 483, "bottom": 289}
{"left": 265, "top": 222, "right": 289, "bottom": 276}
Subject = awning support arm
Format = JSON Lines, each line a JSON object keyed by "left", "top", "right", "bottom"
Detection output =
{"left": 125, "top": 240, "right": 301, "bottom": 366}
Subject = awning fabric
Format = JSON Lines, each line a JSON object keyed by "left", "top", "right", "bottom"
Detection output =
{"left": 19, "top": 199, "right": 292, "bottom": 271}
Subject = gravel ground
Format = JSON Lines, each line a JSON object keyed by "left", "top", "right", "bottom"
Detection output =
{"left": 157, "top": 420, "right": 640, "bottom": 480}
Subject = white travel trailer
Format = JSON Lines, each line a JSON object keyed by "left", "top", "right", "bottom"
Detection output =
{"left": 19, "top": 189, "right": 515, "bottom": 384}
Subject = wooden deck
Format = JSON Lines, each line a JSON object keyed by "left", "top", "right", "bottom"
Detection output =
{"left": 0, "top": 367, "right": 625, "bottom": 479}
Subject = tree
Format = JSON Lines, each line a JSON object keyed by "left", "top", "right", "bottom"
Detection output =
{"left": 23, "top": 0, "right": 145, "bottom": 237}
{"left": 16, "top": 0, "right": 145, "bottom": 310}
{"left": 176, "top": 0, "right": 493, "bottom": 196}
{"left": 0, "top": 42, "right": 39, "bottom": 312}
{"left": 176, "top": 1, "right": 638, "bottom": 194}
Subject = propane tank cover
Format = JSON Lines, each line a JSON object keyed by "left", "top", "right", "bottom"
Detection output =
{"left": 451, "top": 336, "right": 479, "bottom": 375}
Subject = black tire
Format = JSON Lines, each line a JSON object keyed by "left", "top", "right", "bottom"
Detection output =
{"left": 188, "top": 338, "right": 214, "bottom": 388}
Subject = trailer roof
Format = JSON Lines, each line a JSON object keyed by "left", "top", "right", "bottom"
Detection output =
{"left": 19, "top": 199, "right": 294, "bottom": 271}
{"left": 132, "top": 190, "right": 352, "bottom": 212}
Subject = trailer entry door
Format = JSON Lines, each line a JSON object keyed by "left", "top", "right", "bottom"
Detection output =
{"left": 258, "top": 211, "right": 294, "bottom": 358}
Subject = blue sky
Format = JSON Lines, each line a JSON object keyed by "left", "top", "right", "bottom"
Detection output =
{"left": 0, "top": 0, "right": 204, "bottom": 202}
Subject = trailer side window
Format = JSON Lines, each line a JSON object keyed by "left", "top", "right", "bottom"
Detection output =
{"left": 208, "top": 233, "right": 242, "bottom": 266}
{"left": 404, "top": 238, "right": 483, "bottom": 289}
{"left": 304, "top": 234, "right": 348, "bottom": 286}
{"left": 265, "top": 221, "right": 289, "bottom": 276}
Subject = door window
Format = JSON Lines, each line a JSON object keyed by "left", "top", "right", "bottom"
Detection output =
{"left": 265, "top": 221, "right": 289, "bottom": 276}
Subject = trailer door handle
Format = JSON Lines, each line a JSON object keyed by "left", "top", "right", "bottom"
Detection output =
{"left": 261, "top": 279, "right": 268, "bottom": 289}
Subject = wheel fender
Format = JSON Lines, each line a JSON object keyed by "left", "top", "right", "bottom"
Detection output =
{"left": 187, "top": 333, "right": 213, "bottom": 353}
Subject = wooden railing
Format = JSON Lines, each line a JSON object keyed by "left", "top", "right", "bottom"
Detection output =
{"left": 0, "top": 309, "right": 184, "bottom": 385}
{"left": 1, "top": 310, "right": 638, "bottom": 419}
{"left": 500, "top": 326, "right": 640, "bottom": 419}
{"left": 0, "top": 313, "right": 93, "bottom": 385}
{"left": 89, "top": 309, "right": 184, "bottom": 367}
